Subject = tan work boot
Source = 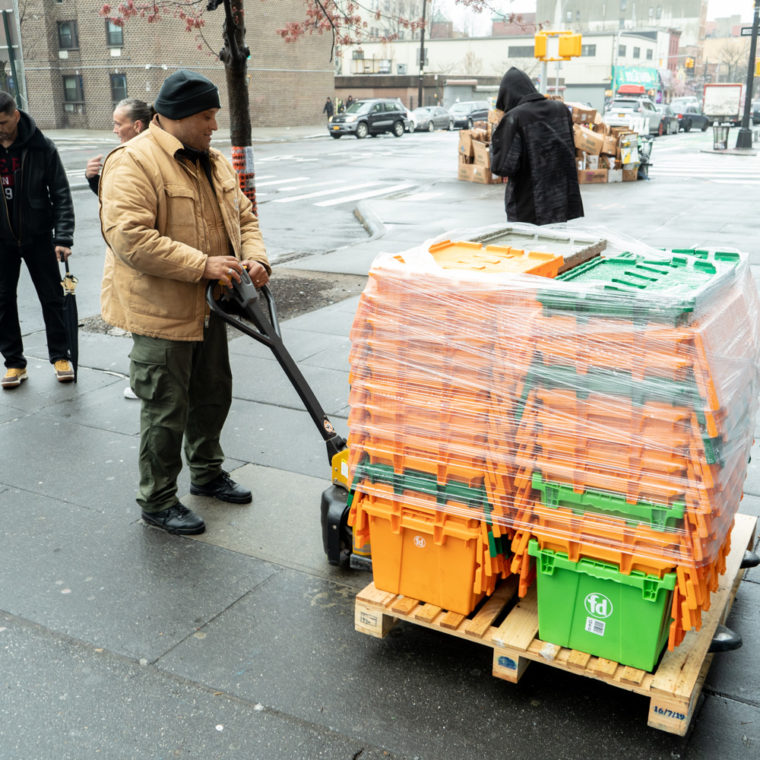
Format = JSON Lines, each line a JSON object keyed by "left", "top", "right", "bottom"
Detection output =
{"left": 2, "top": 367, "right": 28, "bottom": 389}
{"left": 54, "top": 360, "right": 75, "bottom": 383}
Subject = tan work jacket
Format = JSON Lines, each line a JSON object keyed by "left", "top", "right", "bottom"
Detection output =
{"left": 99, "top": 122, "right": 269, "bottom": 341}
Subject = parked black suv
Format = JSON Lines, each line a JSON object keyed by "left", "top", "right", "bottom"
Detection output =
{"left": 328, "top": 99, "right": 410, "bottom": 139}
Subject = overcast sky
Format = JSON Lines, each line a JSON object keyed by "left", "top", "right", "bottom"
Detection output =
{"left": 436, "top": 0, "right": 754, "bottom": 34}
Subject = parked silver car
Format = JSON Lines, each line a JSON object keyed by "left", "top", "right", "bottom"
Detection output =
{"left": 603, "top": 97, "right": 661, "bottom": 135}
{"left": 412, "top": 106, "right": 451, "bottom": 131}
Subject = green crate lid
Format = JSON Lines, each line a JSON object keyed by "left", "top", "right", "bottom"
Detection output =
{"left": 532, "top": 472, "right": 685, "bottom": 531}
{"left": 513, "top": 362, "right": 704, "bottom": 422}
{"left": 539, "top": 251, "right": 740, "bottom": 324}
{"left": 352, "top": 459, "right": 510, "bottom": 558}
{"left": 528, "top": 539, "right": 677, "bottom": 598}
{"left": 352, "top": 459, "right": 490, "bottom": 510}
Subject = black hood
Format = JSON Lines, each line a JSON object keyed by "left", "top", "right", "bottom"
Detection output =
{"left": 10, "top": 110, "right": 45, "bottom": 150}
{"left": 496, "top": 67, "right": 544, "bottom": 113}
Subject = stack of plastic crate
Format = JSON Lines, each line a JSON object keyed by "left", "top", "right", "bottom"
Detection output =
{"left": 504, "top": 250, "right": 760, "bottom": 667}
{"left": 347, "top": 239, "right": 759, "bottom": 667}
{"left": 347, "top": 241, "right": 564, "bottom": 615}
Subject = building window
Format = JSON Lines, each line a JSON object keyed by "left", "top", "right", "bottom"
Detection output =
{"left": 110, "top": 73, "right": 127, "bottom": 103}
{"left": 62, "top": 74, "right": 84, "bottom": 112}
{"left": 106, "top": 20, "right": 124, "bottom": 47}
{"left": 646, "top": 48, "right": 653, "bottom": 60}
{"left": 633, "top": 47, "right": 640, "bottom": 58}
{"left": 508, "top": 45, "right": 535, "bottom": 57}
{"left": 581, "top": 44, "right": 597, "bottom": 57}
{"left": 618, "top": 44, "right": 626, "bottom": 57}
{"left": 57, "top": 21, "right": 79, "bottom": 50}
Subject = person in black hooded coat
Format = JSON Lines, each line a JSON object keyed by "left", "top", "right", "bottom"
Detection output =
{"left": 490, "top": 67, "right": 583, "bottom": 225}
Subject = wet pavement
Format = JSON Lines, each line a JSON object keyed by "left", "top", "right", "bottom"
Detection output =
{"left": 1, "top": 127, "right": 759, "bottom": 759}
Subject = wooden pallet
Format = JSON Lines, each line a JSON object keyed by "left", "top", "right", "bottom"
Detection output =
{"left": 355, "top": 512, "right": 756, "bottom": 736}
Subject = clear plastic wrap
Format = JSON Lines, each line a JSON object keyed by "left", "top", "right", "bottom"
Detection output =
{"left": 347, "top": 226, "right": 760, "bottom": 632}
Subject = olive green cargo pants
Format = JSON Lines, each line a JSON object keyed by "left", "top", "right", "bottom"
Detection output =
{"left": 129, "top": 314, "right": 232, "bottom": 513}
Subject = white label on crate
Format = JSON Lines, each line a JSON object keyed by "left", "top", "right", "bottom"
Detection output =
{"left": 584, "top": 592, "right": 613, "bottom": 619}
{"left": 585, "top": 617, "right": 606, "bottom": 637}
{"left": 413, "top": 535, "right": 426, "bottom": 549}
{"left": 341, "top": 460, "right": 349, "bottom": 479}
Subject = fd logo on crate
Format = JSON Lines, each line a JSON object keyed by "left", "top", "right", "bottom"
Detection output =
{"left": 413, "top": 535, "right": 426, "bottom": 548}
{"left": 584, "top": 592, "right": 613, "bottom": 619}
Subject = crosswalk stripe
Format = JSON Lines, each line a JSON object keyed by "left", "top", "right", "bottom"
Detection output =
{"left": 315, "top": 182, "right": 415, "bottom": 207}
{"left": 274, "top": 181, "right": 384, "bottom": 203}
{"left": 255, "top": 176, "right": 310, "bottom": 187}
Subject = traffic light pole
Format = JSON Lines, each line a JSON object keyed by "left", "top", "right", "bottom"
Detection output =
{"left": 417, "top": 0, "right": 427, "bottom": 110}
{"left": 735, "top": 0, "right": 759, "bottom": 149}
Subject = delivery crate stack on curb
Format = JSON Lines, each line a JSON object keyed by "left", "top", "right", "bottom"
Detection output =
{"left": 348, "top": 234, "right": 760, "bottom": 673}
{"left": 457, "top": 110, "right": 507, "bottom": 185}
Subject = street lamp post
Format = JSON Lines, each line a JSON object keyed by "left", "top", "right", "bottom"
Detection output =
{"left": 417, "top": 0, "right": 427, "bottom": 110}
{"left": 735, "top": 0, "right": 759, "bottom": 149}
{"left": 1, "top": 9, "right": 22, "bottom": 107}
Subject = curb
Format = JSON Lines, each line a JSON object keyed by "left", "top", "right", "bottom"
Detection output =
{"left": 353, "top": 201, "right": 386, "bottom": 239}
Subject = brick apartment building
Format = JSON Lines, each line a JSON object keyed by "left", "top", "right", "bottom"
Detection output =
{"left": 14, "top": 0, "right": 334, "bottom": 129}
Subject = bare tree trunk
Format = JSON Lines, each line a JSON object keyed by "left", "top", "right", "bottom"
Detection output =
{"left": 220, "top": 0, "right": 257, "bottom": 214}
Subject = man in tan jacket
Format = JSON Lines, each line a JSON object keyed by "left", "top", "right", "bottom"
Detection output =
{"left": 99, "top": 70, "right": 270, "bottom": 535}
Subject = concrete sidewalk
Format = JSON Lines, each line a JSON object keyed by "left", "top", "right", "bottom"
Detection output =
{"left": 1, "top": 164, "right": 759, "bottom": 756}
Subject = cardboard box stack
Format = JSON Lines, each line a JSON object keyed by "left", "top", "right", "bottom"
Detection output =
{"left": 347, "top": 235, "right": 760, "bottom": 671}
{"left": 457, "top": 109, "right": 507, "bottom": 185}
{"left": 567, "top": 102, "right": 641, "bottom": 184}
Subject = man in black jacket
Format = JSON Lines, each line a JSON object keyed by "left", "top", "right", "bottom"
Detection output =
{"left": 490, "top": 67, "right": 583, "bottom": 226}
{"left": 0, "top": 91, "right": 75, "bottom": 388}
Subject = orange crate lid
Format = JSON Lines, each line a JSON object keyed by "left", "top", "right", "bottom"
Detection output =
{"left": 428, "top": 240, "right": 563, "bottom": 278}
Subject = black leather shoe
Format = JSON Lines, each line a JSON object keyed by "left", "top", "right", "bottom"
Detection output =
{"left": 190, "top": 470, "right": 252, "bottom": 504}
{"left": 708, "top": 624, "right": 742, "bottom": 653}
{"left": 142, "top": 503, "right": 206, "bottom": 535}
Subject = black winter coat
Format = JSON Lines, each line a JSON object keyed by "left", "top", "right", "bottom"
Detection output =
{"left": 490, "top": 68, "right": 583, "bottom": 226}
{"left": 0, "top": 111, "right": 74, "bottom": 247}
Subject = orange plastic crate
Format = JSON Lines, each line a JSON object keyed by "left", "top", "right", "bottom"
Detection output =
{"left": 351, "top": 490, "right": 490, "bottom": 615}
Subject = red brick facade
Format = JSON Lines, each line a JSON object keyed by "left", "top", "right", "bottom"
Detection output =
{"left": 19, "top": 0, "right": 334, "bottom": 129}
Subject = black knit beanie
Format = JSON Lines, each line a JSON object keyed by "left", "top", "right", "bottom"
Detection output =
{"left": 154, "top": 70, "right": 221, "bottom": 119}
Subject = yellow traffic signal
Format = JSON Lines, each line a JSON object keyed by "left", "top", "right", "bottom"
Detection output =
{"left": 534, "top": 31, "right": 582, "bottom": 61}
{"left": 534, "top": 33, "right": 547, "bottom": 59}
{"left": 685, "top": 57, "right": 694, "bottom": 68}
{"left": 558, "top": 33, "right": 582, "bottom": 58}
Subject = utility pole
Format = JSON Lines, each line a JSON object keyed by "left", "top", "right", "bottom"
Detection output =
{"left": 1, "top": 9, "right": 23, "bottom": 108}
{"left": 417, "top": 0, "right": 427, "bottom": 110}
{"left": 736, "top": 0, "right": 759, "bottom": 149}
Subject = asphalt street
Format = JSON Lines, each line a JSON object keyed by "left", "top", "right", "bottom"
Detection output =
{"left": 1, "top": 124, "right": 759, "bottom": 759}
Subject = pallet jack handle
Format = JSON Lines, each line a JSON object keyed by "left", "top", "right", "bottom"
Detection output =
{"left": 205, "top": 270, "right": 347, "bottom": 465}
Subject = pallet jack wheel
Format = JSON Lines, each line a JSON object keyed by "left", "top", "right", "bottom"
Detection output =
{"left": 321, "top": 484, "right": 352, "bottom": 566}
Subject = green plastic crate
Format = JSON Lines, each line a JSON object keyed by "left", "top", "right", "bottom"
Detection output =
{"left": 531, "top": 472, "right": 685, "bottom": 531}
{"left": 528, "top": 540, "right": 676, "bottom": 672}
{"left": 540, "top": 252, "right": 739, "bottom": 324}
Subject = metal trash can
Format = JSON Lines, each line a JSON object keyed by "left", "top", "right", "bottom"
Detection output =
{"left": 713, "top": 124, "right": 730, "bottom": 151}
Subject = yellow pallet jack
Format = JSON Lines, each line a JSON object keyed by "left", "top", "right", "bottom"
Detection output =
{"left": 206, "top": 271, "right": 369, "bottom": 569}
